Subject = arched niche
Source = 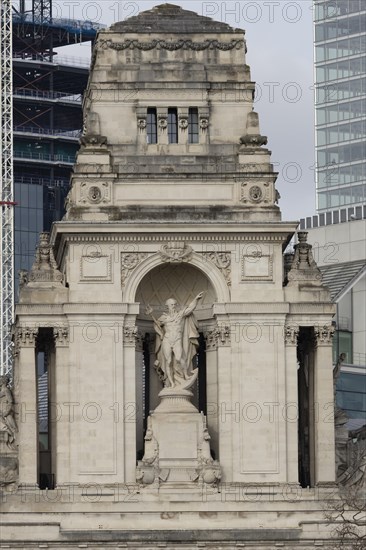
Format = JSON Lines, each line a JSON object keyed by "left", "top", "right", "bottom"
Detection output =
{"left": 123, "top": 252, "right": 230, "bottom": 306}
{"left": 133, "top": 262, "right": 218, "bottom": 459}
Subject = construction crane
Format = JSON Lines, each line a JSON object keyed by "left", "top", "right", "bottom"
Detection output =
{"left": 0, "top": 0, "right": 14, "bottom": 377}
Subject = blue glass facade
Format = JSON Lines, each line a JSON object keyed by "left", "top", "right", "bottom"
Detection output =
{"left": 314, "top": 0, "right": 366, "bottom": 212}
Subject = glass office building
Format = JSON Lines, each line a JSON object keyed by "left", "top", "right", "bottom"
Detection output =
{"left": 314, "top": 0, "right": 366, "bottom": 212}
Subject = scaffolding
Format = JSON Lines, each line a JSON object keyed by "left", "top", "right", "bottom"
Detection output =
{"left": 1, "top": 0, "right": 14, "bottom": 377}
{"left": 0, "top": 0, "right": 103, "bottom": 376}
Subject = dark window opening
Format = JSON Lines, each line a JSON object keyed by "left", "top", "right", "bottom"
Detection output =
{"left": 168, "top": 108, "right": 178, "bottom": 144}
{"left": 147, "top": 107, "right": 157, "bottom": 144}
{"left": 188, "top": 107, "right": 199, "bottom": 144}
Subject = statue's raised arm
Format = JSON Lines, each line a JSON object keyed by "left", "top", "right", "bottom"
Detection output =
{"left": 183, "top": 291, "right": 204, "bottom": 317}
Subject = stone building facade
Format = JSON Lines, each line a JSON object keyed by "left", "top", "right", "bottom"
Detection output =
{"left": 1, "top": 5, "right": 342, "bottom": 548}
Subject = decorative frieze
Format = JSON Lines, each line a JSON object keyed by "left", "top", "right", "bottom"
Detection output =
{"left": 100, "top": 38, "right": 245, "bottom": 52}
{"left": 121, "top": 252, "right": 148, "bottom": 287}
{"left": 284, "top": 326, "right": 299, "bottom": 346}
{"left": 202, "top": 252, "right": 231, "bottom": 286}
{"left": 314, "top": 325, "right": 335, "bottom": 346}
{"left": 159, "top": 242, "right": 193, "bottom": 263}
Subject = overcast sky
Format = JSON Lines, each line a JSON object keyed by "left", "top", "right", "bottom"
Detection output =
{"left": 49, "top": 0, "right": 317, "bottom": 221}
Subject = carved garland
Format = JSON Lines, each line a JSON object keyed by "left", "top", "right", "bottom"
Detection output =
{"left": 100, "top": 39, "right": 245, "bottom": 52}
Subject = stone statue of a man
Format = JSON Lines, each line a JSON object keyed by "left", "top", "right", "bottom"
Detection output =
{"left": 0, "top": 375, "right": 17, "bottom": 450}
{"left": 146, "top": 292, "right": 203, "bottom": 389}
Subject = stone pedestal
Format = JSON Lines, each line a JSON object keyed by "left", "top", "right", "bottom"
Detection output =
{"left": 137, "top": 394, "right": 220, "bottom": 487}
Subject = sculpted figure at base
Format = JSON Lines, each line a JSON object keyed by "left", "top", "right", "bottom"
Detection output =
{"left": 0, "top": 376, "right": 17, "bottom": 450}
{"left": 146, "top": 292, "right": 203, "bottom": 390}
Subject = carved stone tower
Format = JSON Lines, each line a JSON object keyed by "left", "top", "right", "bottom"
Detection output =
{"left": 2, "top": 5, "right": 339, "bottom": 548}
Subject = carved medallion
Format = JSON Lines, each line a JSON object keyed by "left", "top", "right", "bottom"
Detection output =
{"left": 240, "top": 182, "right": 272, "bottom": 204}
{"left": 249, "top": 186, "right": 263, "bottom": 203}
{"left": 79, "top": 181, "right": 111, "bottom": 206}
{"left": 88, "top": 186, "right": 102, "bottom": 203}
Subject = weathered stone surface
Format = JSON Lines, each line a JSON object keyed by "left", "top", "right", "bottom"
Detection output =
{"left": 5, "top": 4, "right": 339, "bottom": 548}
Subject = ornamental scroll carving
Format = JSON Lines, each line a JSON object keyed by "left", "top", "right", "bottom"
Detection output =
{"left": 159, "top": 243, "right": 193, "bottom": 264}
{"left": 100, "top": 38, "right": 245, "bottom": 52}
{"left": 314, "top": 325, "right": 335, "bottom": 346}
{"left": 121, "top": 253, "right": 148, "bottom": 287}
{"left": 202, "top": 252, "right": 231, "bottom": 287}
{"left": 284, "top": 326, "right": 299, "bottom": 346}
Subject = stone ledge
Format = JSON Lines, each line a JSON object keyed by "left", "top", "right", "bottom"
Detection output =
{"left": 60, "top": 528, "right": 302, "bottom": 542}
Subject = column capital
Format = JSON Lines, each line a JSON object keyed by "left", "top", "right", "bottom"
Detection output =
{"left": 314, "top": 325, "right": 335, "bottom": 346}
{"left": 14, "top": 326, "right": 38, "bottom": 351}
{"left": 123, "top": 324, "right": 143, "bottom": 349}
{"left": 204, "top": 324, "right": 231, "bottom": 350}
{"left": 53, "top": 326, "right": 69, "bottom": 347}
{"left": 284, "top": 325, "right": 299, "bottom": 346}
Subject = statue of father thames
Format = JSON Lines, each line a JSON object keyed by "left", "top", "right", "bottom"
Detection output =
{"left": 146, "top": 292, "right": 204, "bottom": 389}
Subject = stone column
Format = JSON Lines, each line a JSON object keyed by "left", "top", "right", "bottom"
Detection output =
{"left": 16, "top": 326, "right": 38, "bottom": 486}
{"left": 53, "top": 326, "right": 70, "bottom": 486}
{"left": 215, "top": 324, "right": 233, "bottom": 482}
{"left": 148, "top": 334, "right": 162, "bottom": 413}
{"left": 204, "top": 328, "right": 219, "bottom": 460}
{"left": 314, "top": 325, "right": 336, "bottom": 485}
{"left": 135, "top": 331, "right": 144, "bottom": 459}
{"left": 284, "top": 325, "right": 299, "bottom": 484}
{"left": 123, "top": 322, "right": 138, "bottom": 482}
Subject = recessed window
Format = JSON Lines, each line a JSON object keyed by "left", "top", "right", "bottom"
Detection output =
{"left": 168, "top": 108, "right": 178, "bottom": 144}
{"left": 147, "top": 107, "right": 157, "bottom": 144}
{"left": 188, "top": 108, "right": 199, "bottom": 144}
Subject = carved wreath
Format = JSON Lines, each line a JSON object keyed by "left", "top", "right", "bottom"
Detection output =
{"left": 159, "top": 118, "right": 168, "bottom": 130}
